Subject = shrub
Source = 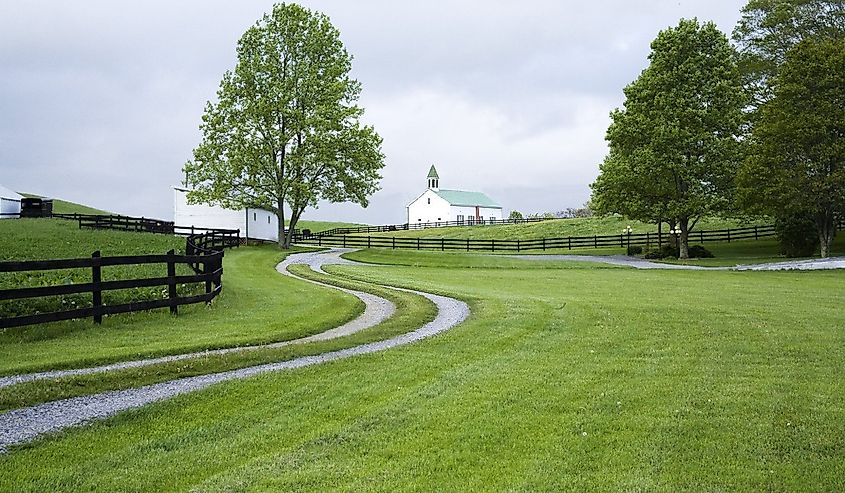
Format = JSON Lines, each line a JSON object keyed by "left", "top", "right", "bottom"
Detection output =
{"left": 687, "top": 245, "right": 714, "bottom": 258}
{"left": 643, "top": 243, "right": 679, "bottom": 259}
{"left": 775, "top": 213, "right": 818, "bottom": 257}
{"left": 626, "top": 245, "right": 643, "bottom": 255}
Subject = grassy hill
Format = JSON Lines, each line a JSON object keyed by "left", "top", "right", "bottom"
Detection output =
{"left": 361, "top": 216, "right": 768, "bottom": 240}
{"left": 20, "top": 193, "right": 111, "bottom": 215}
{"left": 297, "top": 219, "right": 366, "bottom": 233}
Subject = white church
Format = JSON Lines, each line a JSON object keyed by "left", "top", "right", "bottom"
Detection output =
{"left": 406, "top": 166, "right": 502, "bottom": 226}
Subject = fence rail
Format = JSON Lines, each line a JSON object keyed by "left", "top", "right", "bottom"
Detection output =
{"left": 1, "top": 214, "right": 240, "bottom": 329}
{"left": 299, "top": 220, "right": 845, "bottom": 252}
{"left": 0, "top": 249, "right": 223, "bottom": 329}
{"left": 312, "top": 216, "right": 555, "bottom": 237}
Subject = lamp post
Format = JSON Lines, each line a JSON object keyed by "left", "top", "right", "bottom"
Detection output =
{"left": 623, "top": 225, "right": 632, "bottom": 250}
{"left": 670, "top": 226, "right": 680, "bottom": 251}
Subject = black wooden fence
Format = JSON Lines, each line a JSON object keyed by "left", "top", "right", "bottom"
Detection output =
{"left": 0, "top": 215, "right": 240, "bottom": 329}
{"left": 296, "top": 223, "right": 843, "bottom": 252}
{"left": 0, "top": 248, "right": 223, "bottom": 329}
{"left": 312, "top": 216, "right": 555, "bottom": 237}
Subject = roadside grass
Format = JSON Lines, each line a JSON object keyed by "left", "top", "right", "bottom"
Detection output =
{"left": 0, "top": 264, "right": 435, "bottom": 412}
{"left": 2, "top": 252, "right": 844, "bottom": 490}
{"left": 0, "top": 246, "right": 362, "bottom": 375}
{"left": 341, "top": 248, "right": 621, "bottom": 270}
{"left": 362, "top": 215, "right": 766, "bottom": 240}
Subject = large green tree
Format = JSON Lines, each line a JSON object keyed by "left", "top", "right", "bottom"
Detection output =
{"left": 733, "top": 0, "right": 845, "bottom": 107}
{"left": 737, "top": 37, "right": 845, "bottom": 257}
{"left": 591, "top": 19, "right": 746, "bottom": 258}
{"left": 184, "top": 3, "right": 385, "bottom": 248}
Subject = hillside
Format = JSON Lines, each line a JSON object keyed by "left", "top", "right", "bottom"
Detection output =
{"left": 20, "top": 193, "right": 111, "bottom": 215}
{"left": 297, "top": 219, "right": 366, "bottom": 233}
{"left": 360, "top": 216, "right": 768, "bottom": 240}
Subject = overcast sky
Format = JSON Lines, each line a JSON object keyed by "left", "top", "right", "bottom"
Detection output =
{"left": 0, "top": 1, "right": 746, "bottom": 224}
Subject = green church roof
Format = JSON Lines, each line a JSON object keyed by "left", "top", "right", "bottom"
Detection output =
{"left": 427, "top": 165, "right": 439, "bottom": 179}
{"left": 435, "top": 189, "right": 501, "bottom": 208}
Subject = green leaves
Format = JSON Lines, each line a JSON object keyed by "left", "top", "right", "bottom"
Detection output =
{"left": 183, "top": 3, "right": 385, "bottom": 247}
{"left": 591, "top": 19, "right": 745, "bottom": 246}
{"left": 737, "top": 36, "right": 845, "bottom": 256}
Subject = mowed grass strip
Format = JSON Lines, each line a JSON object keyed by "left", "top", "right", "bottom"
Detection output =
{"left": 2, "top": 251, "right": 843, "bottom": 490}
{"left": 0, "top": 265, "right": 435, "bottom": 412}
{"left": 0, "top": 246, "right": 363, "bottom": 375}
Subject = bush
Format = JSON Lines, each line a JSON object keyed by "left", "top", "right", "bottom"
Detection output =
{"left": 687, "top": 245, "right": 714, "bottom": 258}
{"left": 775, "top": 213, "right": 818, "bottom": 257}
{"left": 626, "top": 245, "right": 643, "bottom": 256}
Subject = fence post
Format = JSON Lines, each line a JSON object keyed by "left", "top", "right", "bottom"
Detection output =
{"left": 368, "top": 236, "right": 371, "bottom": 249}
{"left": 727, "top": 229, "right": 731, "bottom": 243}
{"left": 417, "top": 238, "right": 420, "bottom": 250}
{"left": 594, "top": 235, "right": 597, "bottom": 248}
{"left": 167, "top": 249, "right": 178, "bottom": 315}
{"left": 393, "top": 237, "right": 396, "bottom": 250}
{"left": 620, "top": 234, "right": 623, "bottom": 247}
{"left": 568, "top": 237, "right": 571, "bottom": 250}
{"left": 754, "top": 226, "right": 758, "bottom": 240}
{"left": 343, "top": 236, "right": 347, "bottom": 248}
{"left": 700, "top": 231, "right": 704, "bottom": 243}
{"left": 91, "top": 251, "right": 103, "bottom": 324}
{"left": 517, "top": 239, "right": 520, "bottom": 252}
{"left": 441, "top": 238, "right": 445, "bottom": 251}
{"left": 492, "top": 239, "right": 495, "bottom": 252}
{"left": 542, "top": 237, "right": 546, "bottom": 251}
{"left": 466, "top": 238, "right": 470, "bottom": 252}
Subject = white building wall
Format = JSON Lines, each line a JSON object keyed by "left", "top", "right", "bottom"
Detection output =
{"left": 1, "top": 197, "right": 21, "bottom": 219}
{"left": 173, "top": 187, "right": 278, "bottom": 242}
{"left": 449, "top": 205, "right": 502, "bottom": 223}
{"left": 407, "top": 190, "right": 451, "bottom": 224}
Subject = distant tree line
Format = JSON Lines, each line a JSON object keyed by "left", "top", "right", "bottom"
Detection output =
{"left": 590, "top": 0, "right": 845, "bottom": 258}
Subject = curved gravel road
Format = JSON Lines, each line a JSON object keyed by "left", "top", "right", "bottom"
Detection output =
{"left": 0, "top": 249, "right": 469, "bottom": 452}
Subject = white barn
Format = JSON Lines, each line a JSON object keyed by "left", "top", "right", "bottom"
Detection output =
{"left": 173, "top": 186, "right": 279, "bottom": 241}
{"left": 0, "top": 185, "right": 22, "bottom": 219}
{"left": 406, "top": 166, "right": 502, "bottom": 226}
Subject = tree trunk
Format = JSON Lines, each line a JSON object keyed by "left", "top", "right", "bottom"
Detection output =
{"left": 277, "top": 200, "right": 287, "bottom": 250}
{"left": 678, "top": 217, "right": 690, "bottom": 259}
{"left": 815, "top": 211, "right": 835, "bottom": 258}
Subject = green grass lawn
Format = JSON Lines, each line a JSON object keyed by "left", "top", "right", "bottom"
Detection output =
{"left": 3, "top": 249, "right": 844, "bottom": 491}
{"left": 362, "top": 215, "right": 766, "bottom": 240}
{"left": 0, "top": 246, "right": 362, "bottom": 375}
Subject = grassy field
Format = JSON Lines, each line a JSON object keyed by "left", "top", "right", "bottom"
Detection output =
{"left": 0, "top": 245, "right": 362, "bottom": 375}
{"left": 361, "top": 215, "right": 766, "bottom": 240}
{"left": 297, "top": 219, "right": 366, "bottom": 233}
{"left": 2, "top": 249, "right": 843, "bottom": 491}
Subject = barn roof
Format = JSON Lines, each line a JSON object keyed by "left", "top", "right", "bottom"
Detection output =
{"left": 0, "top": 185, "right": 23, "bottom": 201}
{"left": 435, "top": 189, "right": 501, "bottom": 208}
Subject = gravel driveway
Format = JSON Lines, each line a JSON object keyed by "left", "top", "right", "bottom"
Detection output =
{"left": 0, "top": 249, "right": 469, "bottom": 452}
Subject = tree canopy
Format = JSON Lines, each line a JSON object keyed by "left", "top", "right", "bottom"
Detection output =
{"left": 737, "top": 36, "right": 845, "bottom": 257}
{"left": 184, "top": 3, "right": 385, "bottom": 248}
{"left": 733, "top": 0, "right": 845, "bottom": 106}
{"left": 591, "top": 19, "right": 745, "bottom": 258}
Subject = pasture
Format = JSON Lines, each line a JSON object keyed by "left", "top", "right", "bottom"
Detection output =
{"left": 2, "top": 245, "right": 844, "bottom": 491}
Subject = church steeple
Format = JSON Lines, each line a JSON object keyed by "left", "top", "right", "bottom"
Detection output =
{"left": 427, "top": 165, "right": 439, "bottom": 191}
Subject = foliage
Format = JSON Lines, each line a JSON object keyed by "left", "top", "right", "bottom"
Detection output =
{"left": 732, "top": 0, "right": 845, "bottom": 107}
{"left": 644, "top": 244, "right": 680, "bottom": 259}
{"left": 184, "top": 3, "right": 384, "bottom": 248}
{"left": 556, "top": 204, "right": 593, "bottom": 218}
{"left": 687, "top": 245, "right": 715, "bottom": 258}
{"left": 737, "top": 36, "right": 845, "bottom": 257}
{"left": 591, "top": 19, "right": 746, "bottom": 258}
{"left": 774, "top": 212, "right": 820, "bottom": 257}
{"left": 626, "top": 245, "right": 643, "bottom": 256}
{"left": 508, "top": 210, "right": 524, "bottom": 220}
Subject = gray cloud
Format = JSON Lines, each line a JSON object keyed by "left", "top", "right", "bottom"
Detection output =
{"left": 0, "top": 0, "right": 745, "bottom": 223}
